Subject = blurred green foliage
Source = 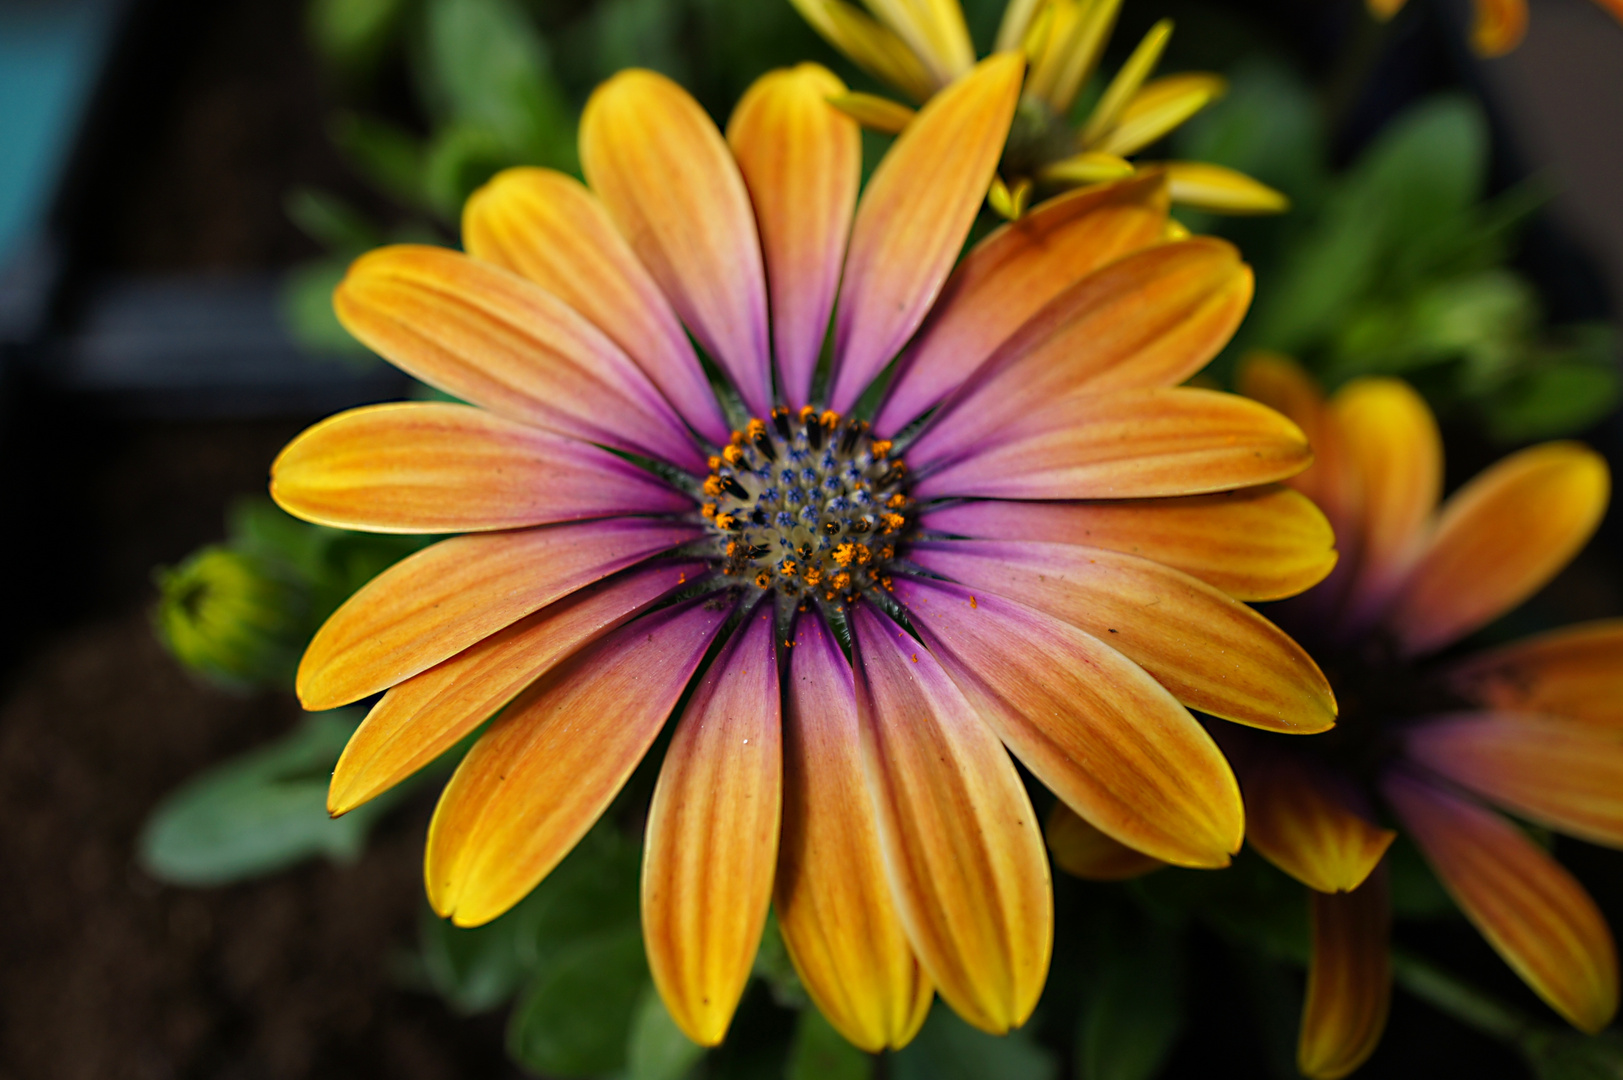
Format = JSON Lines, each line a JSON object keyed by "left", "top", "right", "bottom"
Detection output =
{"left": 138, "top": 708, "right": 405, "bottom": 884}
{"left": 1176, "top": 61, "right": 1620, "bottom": 441}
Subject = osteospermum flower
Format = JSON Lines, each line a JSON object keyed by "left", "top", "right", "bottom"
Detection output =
{"left": 270, "top": 56, "right": 1339, "bottom": 1050}
{"left": 790, "top": 0, "right": 1287, "bottom": 218}
{"left": 1367, "top": 0, "right": 1623, "bottom": 58}
{"left": 1051, "top": 354, "right": 1618, "bottom": 1078}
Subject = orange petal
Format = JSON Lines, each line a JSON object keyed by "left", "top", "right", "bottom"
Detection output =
{"left": 1384, "top": 770, "right": 1619, "bottom": 1032}
{"left": 1406, "top": 713, "right": 1623, "bottom": 850}
{"left": 1387, "top": 443, "right": 1610, "bottom": 656}
{"left": 910, "top": 540, "right": 1335, "bottom": 733}
{"left": 828, "top": 53, "right": 1024, "bottom": 413}
{"left": 905, "top": 239, "right": 1254, "bottom": 465}
{"left": 1236, "top": 353, "right": 1360, "bottom": 539}
{"left": 913, "top": 387, "right": 1312, "bottom": 502}
{"left": 329, "top": 559, "right": 705, "bottom": 815}
{"left": 1046, "top": 801, "right": 1165, "bottom": 881}
{"left": 1298, "top": 866, "right": 1392, "bottom": 1080}
{"left": 462, "top": 168, "right": 730, "bottom": 445}
{"left": 644, "top": 603, "right": 782, "bottom": 1046}
{"left": 777, "top": 609, "right": 933, "bottom": 1052}
{"left": 426, "top": 597, "right": 734, "bottom": 926}
{"left": 921, "top": 486, "right": 1338, "bottom": 602}
{"left": 1470, "top": 0, "right": 1527, "bottom": 56}
{"left": 1330, "top": 377, "right": 1441, "bottom": 634}
{"left": 1240, "top": 751, "right": 1394, "bottom": 893}
{"left": 875, "top": 175, "right": 1170, "bottom": 435}
{"left": 334, "top": 245, "right": 703, "bottom": 471}
{"left": 896, "top": 576, "right": 1244, "bottom": 869}
{"left": 1448, "top": 619, "right": 1623, "bottom": 729}
{"left": 848, "top": 601, "right": 1052, "bottom": 1034}
{"left": 580, "top": 70, "right": 772, "bottom": 417}
{"left": 270, "top": 402, "right": 690, "bottom": 533}
{"left": 296, "top": 518, "right": 700, "bottom": 709}
{"left": 726, "top": 64, "right": 861, "bottom": 411}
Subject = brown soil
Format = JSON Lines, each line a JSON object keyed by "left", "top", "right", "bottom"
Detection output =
{"left": 0, "top": 413, "right": 518, "bottom": 1079}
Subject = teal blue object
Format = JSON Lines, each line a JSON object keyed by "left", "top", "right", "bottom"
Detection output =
{"left": 0, "top": 0, "right": 119, "bottom": 264}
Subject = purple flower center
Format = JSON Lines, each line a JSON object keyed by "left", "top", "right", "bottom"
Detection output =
{"left": 702, "top": 406, "right": 912, "bottom": 603}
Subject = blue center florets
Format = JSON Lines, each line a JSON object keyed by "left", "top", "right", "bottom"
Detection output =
{"left": 702, "top": 406, "right": 912, "bottom": 603}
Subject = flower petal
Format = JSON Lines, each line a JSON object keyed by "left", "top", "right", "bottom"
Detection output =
{"left": 1077, "top": 18, "right": 1171, "bottom": 146}
{"left": 828, "top": 91, "right": 917, "bottom": 133}
{"left": 1406, "top": 713, "right": 1623, "bottom": 850}
{"left": 828, "top": 53, "right": 1024, "bottom": 413}
{"left": 329, "top": 559, "right": 706, "bottom": 816}
{"left": 875, "top": 175, "right": 1170, "bottom": 435}
{"left": 1298, "top": 867, "right": 1392, "bottom": 1080}
{"left": 1239, "top": 750, "right": 1394, "bottom": 893}
{"left": 462, "top": 168, "right": 730, "bottom": 446}
{"left": 860, "top": 0, "right": 976, "bottom": 87}
{"left": 912, "top": 387, "right": 1311, "bottom": 502}
{"left": 644, "top": 602, "right": 781, "bottom": 1046}
{"left": 334, "top": 245, "right": 703, "bottom": 471}
{"left": 1384, "top": 770, "right": 1619, "bottom": 1033}
{"left": 788, "top": 0, "right": 938, "bottom": 103}
{"left": 1046, "top": 801, "right": 1165, "bottom": 881}
{"left": 580, "top": 69, "right": 772, "bottom": 418}
{"left": 1235, "top": 354, "right": 1360, "bottom": 540}
{"left": 1093, "top": 74, "right": 1225, "bottom": 158}
{"left": 905, "top": 240, "right": 1253, "bottom": 467}
{"left": 271, "top": 402, "right": 690, "bottom": 533}
{"left": 1470, "top": 0, "right": 1527, "bottom": 57}
{"left": 426, "top": 597, "right": 734, "bottom": 926}
{"left": 895, "top": 575, "right": 1243, "bottom": 869}
{"left": 1162, "top": 162, "right": 1289, "bottom": 214}
{"left": 1026, "top": 0, "right": 1122, "bottom": 115}
{"left": 777, "top": 609, "right": 933, "bottom": 1052}
{"left": 1387, "top": 443, "right": 1609, "bottom": 657}
{"left": 920, "top": 486, "right": 1337, "bottom": 602}
{"left": 848, "top": 601, "right": 1052, "bottom": 1034}
{"left": 1330, "top": 377, "right": 1441, "bottom": 634}
{"left": 911, "top": 540, "right": 1334, "bottom": 732}
{"left": 297, "top": 518, "right": 701, "bottom": 709}
{"left": 727, "top": 65, "right": 861, "bottom": 411}
{"left": 1448, "top": 619, "right": 1623, "bottom": 729}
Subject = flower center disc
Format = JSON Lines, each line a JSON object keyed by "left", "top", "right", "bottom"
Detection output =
{"left": 702, "top": 406, "right": 912, "bottom": 603}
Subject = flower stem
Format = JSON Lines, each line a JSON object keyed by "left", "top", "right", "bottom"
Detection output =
{"left": 1389, "top": 948, "right": 1533, "bottom": 1046}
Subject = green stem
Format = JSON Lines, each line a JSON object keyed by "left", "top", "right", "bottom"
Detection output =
{"left": 1390, "top": 948, "right": 1534, "bottom": 1047}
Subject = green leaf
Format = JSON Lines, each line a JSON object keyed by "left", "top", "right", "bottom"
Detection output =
{"left": 514, "top": 822, "right": 643, "bottom": 968}
{"left": 1386, "top": 834, "right": 1456, "bottom": 920}
{"left": 284, "top": 186, "right": 382, "bottom": 254}
{"left": 1524, "top": 1030, "right": 1623, "bottom": 1079}
{"left": 507, "top": 925, "right": 650, "bottom": 1077}
{"left": 1340, "top": 94, "right": 1488, "bottom": 259}
{"left": 787, "top": 1007, "right": 873, "bottom": 1080}
{"left": 890, "top": 1006, "right": 1057, "bottom": 1080}
{"left": 420, "top": 123, "right": 517, "bottom": 220}
{"left": 1076, "top": 911, "right": 1185, "bottom": 1080}
{"left": 138, "top": 711, "right": 394, "bottom": 885}
{"left": 306, "top": 0, "right": 409, "bottom": 78}
{"left": 628, "top": 986, "right": 707, "bottom": 1080}
{"left": 753, "top": 909, "right": 809, "bottom": 1009}
{"left": 415, "top": 894, "right": 543, "bottom": 1015}
{"left": 329, "top": 110, "right": 426, "bottom": 208}
{"left": 420, "top": 0, "right": 578, "bottom": 169}
{"left": 279, "top": 258, "right": 375, "bottom": 361}
{"left": 1481, "top": 347, "right": 1623, "bottom": 442}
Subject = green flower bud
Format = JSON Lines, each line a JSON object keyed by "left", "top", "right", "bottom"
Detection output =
{"left": 153, "top": 546, "right": 310, "bottom": 690}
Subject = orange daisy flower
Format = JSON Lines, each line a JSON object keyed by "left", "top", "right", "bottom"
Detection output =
{"left": 1051, "top": 354, "right": 1617, "bottom": 1078}
{"left": 270, "top": 56, "right": 1337, "bottom": 1050}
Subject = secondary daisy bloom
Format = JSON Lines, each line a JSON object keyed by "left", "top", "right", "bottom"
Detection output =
{"left": 1367, "top": 0, "right": 1623, "bottom": 58}
{"left": 790, "top": 0, "right": 1287, "bottom": 218}
{"left": 270, "top": 56, "right": 1338, "bottom": 1051}
{"left": 1051, "top": 354, "right": 1617, "bottom": 1078}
